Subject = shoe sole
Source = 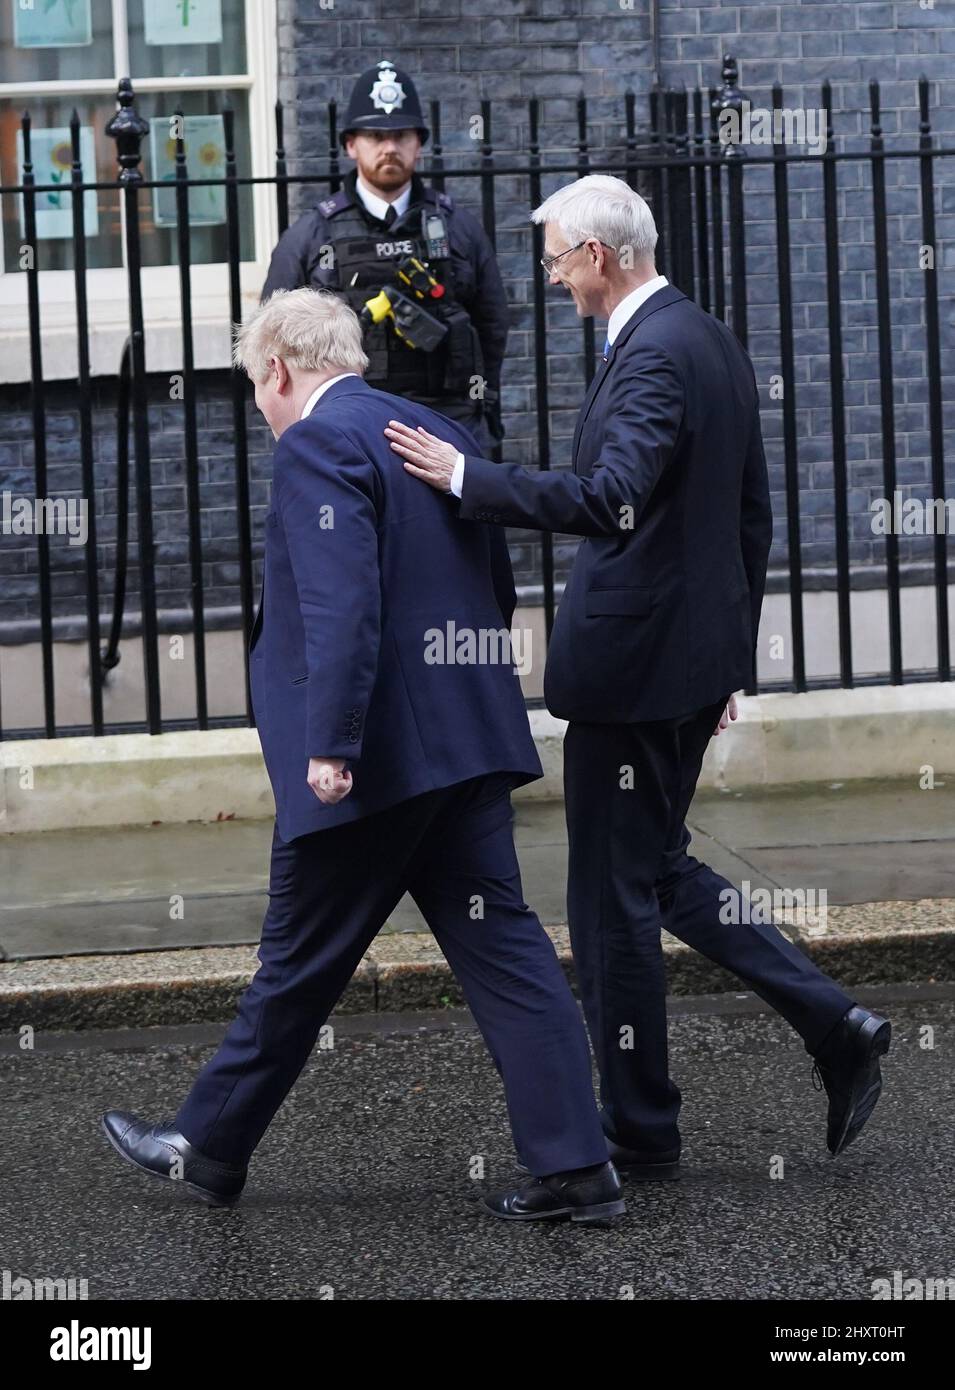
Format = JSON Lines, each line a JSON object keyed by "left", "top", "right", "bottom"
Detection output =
{"left": 481, "top": 1197, "right": 628, "bottom": 1224}
{"left": 830, "top": 1018, "right": 892, "bottom": 1157}
{"left": 100, "top": 1117, "right": 241, "bottom": 1208}
{"left": 617, "top": 1160, "right": 681, "bottom": 1183}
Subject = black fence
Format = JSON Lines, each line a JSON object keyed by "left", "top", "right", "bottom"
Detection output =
{"left": 0, "top": 54, "right": 952, "bottom": 740}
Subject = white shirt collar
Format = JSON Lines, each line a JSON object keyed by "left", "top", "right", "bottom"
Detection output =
{"left": 606, "top": 274, "right": 669, "bottom": 347}
{"left": 301, "top": 373, "right": 359, "bottom": 420}
{"left": 355, "top": 175, "right": 412, "bottom": 225}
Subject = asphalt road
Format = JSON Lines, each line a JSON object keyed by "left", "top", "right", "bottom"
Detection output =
{"left": 1, "top": 986, "right": 951, "bottom": 1301}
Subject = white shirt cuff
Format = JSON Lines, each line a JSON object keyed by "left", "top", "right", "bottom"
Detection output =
{"left": 450, "top": 452, "right": 465, "bottom": 498}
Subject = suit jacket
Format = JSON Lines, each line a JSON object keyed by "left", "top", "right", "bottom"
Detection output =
{"left": 250, "top": 376, "right": 542, "bottom": 841}
{"left": 457, "top": 285, "right": 774, "bottom": 723}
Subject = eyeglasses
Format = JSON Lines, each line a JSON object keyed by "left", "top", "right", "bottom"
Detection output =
{"left": 539, "top": 240, "right": 616, "bottom": 275}
{"left": 540, "top": 241, "right": 586, "bottom": 274}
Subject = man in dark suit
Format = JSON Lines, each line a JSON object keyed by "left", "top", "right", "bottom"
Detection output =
{"left": 102, "top": 288, "right": 623, "bottom": 1224}
{"left": 386, "top": 175, "right": 891, "bottom": 1178}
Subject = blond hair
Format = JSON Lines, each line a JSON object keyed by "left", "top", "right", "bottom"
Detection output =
{"left": 234, "top": 287, "right": 369, "bottom": 382}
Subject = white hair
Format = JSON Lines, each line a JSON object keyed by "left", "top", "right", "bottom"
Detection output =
{"left": 531, "top": 174, "right": 658, "bottom": 264}
{"left": 234, "top": 287, "right": 369, "bottom": 382}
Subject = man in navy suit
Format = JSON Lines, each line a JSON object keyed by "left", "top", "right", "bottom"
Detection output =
{"left": 102, "top": 288, "right": 624, "bottom": 1224}
{"left": 387, "top": 175, "right": 891, "bottom": 1177}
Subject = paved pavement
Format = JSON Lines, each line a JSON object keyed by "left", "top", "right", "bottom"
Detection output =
{"left": 1, "top": 985, "right": 950, "bottom": 1300}
{"left": 3, "top": 779, "right": 955, "bottom": 960}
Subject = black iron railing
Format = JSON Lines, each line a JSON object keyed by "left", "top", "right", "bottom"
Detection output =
{"left": 0, "top": 54, "right": 952, "bottom": 739}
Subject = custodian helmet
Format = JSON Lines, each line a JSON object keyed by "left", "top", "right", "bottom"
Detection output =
{"left": 339, "top": 60, "right": 430, "bottom": 146}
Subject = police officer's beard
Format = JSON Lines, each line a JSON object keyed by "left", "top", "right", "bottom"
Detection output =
{"left": 374, "top": 158, "right": 411, "bottom": 189}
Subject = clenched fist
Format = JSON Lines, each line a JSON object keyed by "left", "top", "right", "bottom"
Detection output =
{"left": 308, "top": 757, "right": 353, "bottom": 805}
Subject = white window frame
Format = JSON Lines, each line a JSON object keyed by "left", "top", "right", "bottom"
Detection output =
{"left": 0, "top": 0, "right": 278, "bottom": 383}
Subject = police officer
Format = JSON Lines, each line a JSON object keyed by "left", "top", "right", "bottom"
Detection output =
{"left": 262, "top": 60, "right": 508, "bottom": 447}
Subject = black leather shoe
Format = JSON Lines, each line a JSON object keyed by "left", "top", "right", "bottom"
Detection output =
{"left": 605, "top": 1138, "right": 681, "bottom": 1181}
{"left": 102, "top": 1110, "right": 246, "bottom": 1206}
{"left": 483, "top": 1161, "right": 626, "bottom": 1223}
{"left": 811, "top": 1006, "right": 891, "bottom": 1156}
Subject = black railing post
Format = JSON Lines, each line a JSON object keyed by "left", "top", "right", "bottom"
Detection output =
{"left": 222, "top": 102, "right": 255, "bottom": 722}
{"left": 712, "top": 54, "right": 748, "bottom": 347}
{"left": 577, "top": 94, "right": 596, "bottom": 384}
{"left": 624, "top": 90, "right": 638, "bottom": 193}
{"left": 274, "top": 98, "right": 289, "bottom": 237}
{"left": 174, "top": 108, "right": 209, "bottom": 729}
{"left": 692, "top": 86, "right": 711, "bottom": 312}
{"left": 869, "top": 79, "right": 903, "bottom": 684}
{"left": 479, "top": 99, "right": 496, "bottom": 249}
{"left": 105, "top": 78, "right": 162, "bottom": 734}
{"left": 528, "top": 97, "right": 555, "bottom": 644}
{"left": 669, "top": 86, "right": 694, "bottom": 295}
{"left": 821, "top": 80, "right": 853, "bottom": 687}
{"left": 478, "top": 99, "right": 500, "bottom": 462}
{"left": 918, "top": 75, "right": 949, "bottom": 682}
{"left": 20, "top": 112, "right": 55, "bottom": 737}
{"left": 708, "top": 84, "right": 726, "bottom": 320}
{"left": 69, "top": 110, "right": 103, "bottom": 734}
{"left": 661, "top": 87, "right": 676, "bottom": 283}
{"left": 429, "top": 99, "right": 445, "bottom": 194}
{"left": 772, "top": 83, "right": 806, "bottom": 692}
{"left": 327, "top": 100, "right": 341, "bottom": 194}
{"left": 100, "top": 341, "right": 132, "bottom": 686}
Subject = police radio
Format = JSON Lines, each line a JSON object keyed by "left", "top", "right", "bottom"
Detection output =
{"left": 421, "top": 209, "right": 450, "bottom": 261}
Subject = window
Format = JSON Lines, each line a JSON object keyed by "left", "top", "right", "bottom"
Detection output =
{"left": 0, "top": 0, "right": 278, "bottom": 380}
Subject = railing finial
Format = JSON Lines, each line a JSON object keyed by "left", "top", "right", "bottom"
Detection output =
{"left": 711, "top": 52, "right": 749, "bottom": 160}
{"left": 105, "top": 77, "right": 149, "bottom": 184}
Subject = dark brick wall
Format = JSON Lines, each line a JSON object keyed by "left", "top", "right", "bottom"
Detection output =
{"left": 654, "top": 0, "right": 955, "bottom": 577}
{"left": 0, "top": 376, "right": 273, "bottom": 634}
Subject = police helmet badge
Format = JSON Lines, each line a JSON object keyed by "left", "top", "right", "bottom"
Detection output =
{"left": 370, "top": 63, "right": 406, "bottom": 116}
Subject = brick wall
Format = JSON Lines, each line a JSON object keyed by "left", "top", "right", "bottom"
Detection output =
{"left": 655, "top": 0, "right": 955, "bottom": 579}
{"left": 0, "top": 376, "right": 272, "bottom": 633}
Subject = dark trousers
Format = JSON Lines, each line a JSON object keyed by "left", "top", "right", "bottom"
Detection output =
{"left": 175, "top": 774, "right": 608, "bottom": 1177}
{"left": 563, "top": 699, "right": 854, "bottom": 1158}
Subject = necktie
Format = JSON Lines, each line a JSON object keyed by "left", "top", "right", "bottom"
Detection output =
{"left": 383, "top": 204, "right": 397, "bottom": 229}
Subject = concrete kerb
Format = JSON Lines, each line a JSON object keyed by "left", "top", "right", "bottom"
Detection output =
{"left": 3, "top": 684, "right": 955, "bottom": 834}
{"left": 2, "top": 902, "right": 954, "bottom": 1033}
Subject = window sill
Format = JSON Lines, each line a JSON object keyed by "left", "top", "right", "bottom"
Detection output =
{"left": 0, "top": 261, "right": 267, "bottom": 384}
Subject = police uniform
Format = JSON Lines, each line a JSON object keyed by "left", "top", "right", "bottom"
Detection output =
{"left": 262, "top": 61, "right": 508, "bottom": 445}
